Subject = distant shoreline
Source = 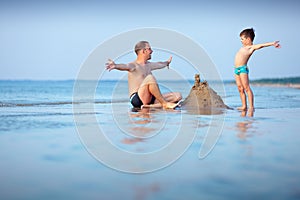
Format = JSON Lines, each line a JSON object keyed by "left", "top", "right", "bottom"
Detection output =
{"left": 227, "top": 77, "right": 300, "bottom": 89}
{"left": 227, "top": 82, "right": 300, "bottom": 89}
{"left": 251, "top": 83, "right": 300, "bottom": 89}
{"left": 1, "top": 77, "right": 300, "bottom": 88}
{"left": 250, "top": 77, "right": 300, "bottom": 89}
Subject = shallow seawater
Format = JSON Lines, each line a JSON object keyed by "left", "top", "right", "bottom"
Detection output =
{"left": 1, "top": 80, "right": 300, "bottom": 199}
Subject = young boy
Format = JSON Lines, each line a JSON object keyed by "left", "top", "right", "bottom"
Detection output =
{"left": 234, "top": 28, "right": 280, "bottom": 112}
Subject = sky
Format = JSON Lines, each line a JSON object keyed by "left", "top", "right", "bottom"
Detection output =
{"left": 0, "top": 0, "right": 299, "bottom": 81}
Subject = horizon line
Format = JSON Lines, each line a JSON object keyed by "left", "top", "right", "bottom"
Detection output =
{"left": 0, "top": 76, "right": 300, "bottom": 82}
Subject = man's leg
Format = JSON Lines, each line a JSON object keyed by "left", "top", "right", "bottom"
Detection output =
{"left": 138, "top": 75, "right": 179, "bottom": 109}
{"left": 162, "top": 92, "right": 182, "bottom": 103}
{"left": 143, "top": 92, "right": 183, "bottom": 109}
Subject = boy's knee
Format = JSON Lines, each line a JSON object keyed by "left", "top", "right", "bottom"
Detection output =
{"left": 244, "top": 85, "right": 251, "bottom": 92}
{"left": 237, "top": 85, "right": 244, "bottom": 92}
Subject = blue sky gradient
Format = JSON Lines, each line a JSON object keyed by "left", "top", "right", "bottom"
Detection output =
{"left": 1, "top": 0, "right": 299, "bottom": 80}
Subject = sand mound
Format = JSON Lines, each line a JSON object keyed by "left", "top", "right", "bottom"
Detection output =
{"left": 182, "top": 74, "right": 229, "bottom": 114}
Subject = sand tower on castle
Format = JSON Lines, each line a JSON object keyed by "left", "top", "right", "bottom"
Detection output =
{"left": 182, "top": 74, "right": 229, "bottom": 114}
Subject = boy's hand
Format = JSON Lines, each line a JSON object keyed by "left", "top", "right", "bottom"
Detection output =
{"left": 274, "top": 41, "right": 281, "bottom": 48}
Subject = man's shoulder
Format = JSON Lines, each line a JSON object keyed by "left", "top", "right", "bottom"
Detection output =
{"left": 125, "top": 62, "right": 137, "bottom": 72}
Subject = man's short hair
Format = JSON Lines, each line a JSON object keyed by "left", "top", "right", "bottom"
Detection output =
{"left": 134, "top": 41, "right": 149, "bottom": 55}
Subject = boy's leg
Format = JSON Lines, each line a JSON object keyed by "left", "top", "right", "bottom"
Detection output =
{"left": 138, "top": 75, "right": 179, "bottom": 109}
{"left": 235, "top": 75, "right": 247, "bottom": 110}
{"left": 239, "top": 73, "right": 254, "bottom": 110}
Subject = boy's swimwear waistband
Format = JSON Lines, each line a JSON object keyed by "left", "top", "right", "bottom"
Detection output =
{"left": 234, "top": 65, "right": 249, "bottom": 75}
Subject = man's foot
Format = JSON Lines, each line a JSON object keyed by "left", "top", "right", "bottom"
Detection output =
{"left": 141, "top": 103, "right": 162, "bottom": 109}
{"left": 141, "top": 101, "right": 181, "bottom": 110}
{"left": 163, "top": 102, "right": 180, "bottom": 109}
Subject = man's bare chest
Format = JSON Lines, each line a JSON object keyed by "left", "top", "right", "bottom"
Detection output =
{"left": 135, "top": 65, "right": 152, "bottom": 76}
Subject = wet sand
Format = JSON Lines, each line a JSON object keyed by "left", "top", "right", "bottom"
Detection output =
{"left": 1, "top": 103, "right": 300, "bottom": 199}
{"left": 1, "top": 80, "right": 300, "bottom": 199}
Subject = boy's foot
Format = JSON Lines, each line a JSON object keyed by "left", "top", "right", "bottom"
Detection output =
{"left": 237, "top": 106, "right": 247, "bottom": 111}
{"left": 247, "top": 107, "right": 255, "bottom": 117}
{"left": 240, "top": 110, "right": 247, "bottom": 117}
{"left": 248, "top": 107, "right": 255, "bottom": 112}
{"left": 248, "top": 107, "right": 255, "bottom": 111}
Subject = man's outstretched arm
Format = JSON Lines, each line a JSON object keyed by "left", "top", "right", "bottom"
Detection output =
{"left": 149, "top": 56, "right": 172, "bottom": 70}
{"left": 105, "top": 59, "right": 135, "bottom": 72}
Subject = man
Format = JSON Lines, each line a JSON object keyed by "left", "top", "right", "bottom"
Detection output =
{"left": 106, "top": 41, "right": 182, "bottom": 109}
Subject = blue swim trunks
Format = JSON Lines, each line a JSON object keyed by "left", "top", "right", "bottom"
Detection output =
{"left": 234, "top": 65, "right": 249, "bottom": 75}
{"left": 130, "top": 92, "right": 155, "bottom": 108}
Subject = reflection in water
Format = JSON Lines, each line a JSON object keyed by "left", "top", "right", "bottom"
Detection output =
{"left": 133, "top": 182, "right": 161, "bottom": 200}
{"left": 236, "top": 110, "right": 256, "bottom": 156}
{"left": 240, "top": 109, "right": 254, "bottom": 117}
{"left": 129, "top": 108, "right": 157, "bottom": 136}
{"left": 236, "top": 120, "right": 254, "bottom": 140}
{"left": 130, "top": 107, "right": 152, "bottom": 125}
{"left": 121, "top": 108, "right": 162, "bottom": 145}
{"left": 182, "top": 106, "right": 227, "bottom": 115}
{"left": 236, "top": 109, "right": 255, "bottom": 140}
{"left": 121, "top": 137, "right": 144, "bottom": 145}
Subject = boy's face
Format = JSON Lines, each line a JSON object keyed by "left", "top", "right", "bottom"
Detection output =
{"left": 240, "top": 35, "right": 252, "bottom": 46}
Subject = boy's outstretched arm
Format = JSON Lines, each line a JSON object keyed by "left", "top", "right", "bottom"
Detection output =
{"left": 251, "top": 41, "right": 281, "bottom": 51}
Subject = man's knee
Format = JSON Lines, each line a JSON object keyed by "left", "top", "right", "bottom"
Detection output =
{"left": 144, "top": 74, "right": 157, "bottom": 83}
{"left": 174, "top": 92, "right": 182, "bottom": 101}
{"left": 167, "top": 92, "right": 182, "bottom": 102}
{"left": 140, "top": 75, "right": 157, "bottom": 88}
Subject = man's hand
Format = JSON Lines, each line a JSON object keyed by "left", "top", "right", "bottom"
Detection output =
{"left": 167, "top": 56, "right": 172, "bottom": 69}
{"left": 105, "top": 59, "right": 116, "bottom": 71}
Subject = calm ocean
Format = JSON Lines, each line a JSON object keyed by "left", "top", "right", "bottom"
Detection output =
{"left": 1, "top": 80, "right": 300, "bottom": 199}
{"left": 0, "top": 80, "right": 125, "bottom": 132}
{"left": 1, "top": 80, "right": 300, "bottom": 133}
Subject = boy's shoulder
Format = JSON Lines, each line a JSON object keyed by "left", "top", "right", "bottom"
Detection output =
{"left": 239, "top": 46, "right": 253, "bottom": 52}
{"left": 243, "top": 45, "right": 253, "bottom": 49}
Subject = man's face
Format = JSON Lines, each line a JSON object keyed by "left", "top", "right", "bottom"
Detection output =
{"left": 143, "top": 43, "right": 153, "bottom": 60}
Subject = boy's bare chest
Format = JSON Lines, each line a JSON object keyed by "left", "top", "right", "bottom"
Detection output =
{"left": 239, "top": 47, "right": 252, "bottom": 56}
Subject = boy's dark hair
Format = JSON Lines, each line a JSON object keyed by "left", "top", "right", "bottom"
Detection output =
{"left": 240, "top": 28, "right": 255, "bottom": 41}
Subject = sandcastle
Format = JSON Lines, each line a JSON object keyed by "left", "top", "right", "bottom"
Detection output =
{"left": 181, "top": 74, "right": 229, "bottom": 114}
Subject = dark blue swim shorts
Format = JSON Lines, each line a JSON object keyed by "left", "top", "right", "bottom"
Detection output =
{"left": 130, "top": 92, "right": 155, "bottom": 108}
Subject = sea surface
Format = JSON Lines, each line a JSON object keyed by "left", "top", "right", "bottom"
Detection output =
{"left": 1, "top": 80, "right": 300, "bottom": 200}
